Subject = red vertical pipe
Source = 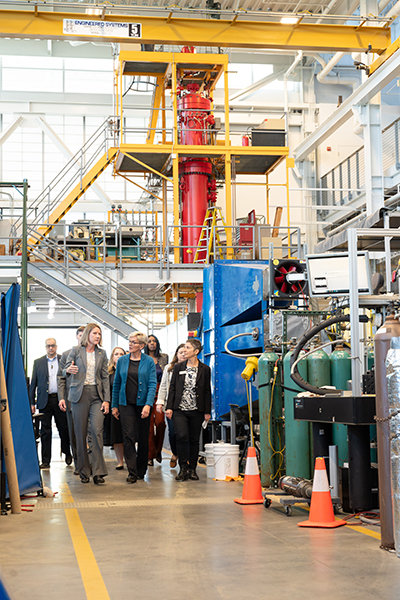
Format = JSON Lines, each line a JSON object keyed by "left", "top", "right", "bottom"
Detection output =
{"left": 178, "top": 89, "right": 215, "bottom": 263}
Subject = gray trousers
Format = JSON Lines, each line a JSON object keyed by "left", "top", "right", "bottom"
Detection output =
{"left": 66, "top": 401, "right": 78, "bottom": 468}
{"left": 71, "top": 385, "right": 107, "bottom": 479}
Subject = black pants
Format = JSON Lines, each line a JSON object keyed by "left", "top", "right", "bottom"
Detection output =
{"left": 173, "top": 409, "right": 203, "bottom": 471}
{"left": 119, "top": 404, "right": 151, "bottom": 479}
{"left": 40, "top": 393, "right": 70, "bottom": 465}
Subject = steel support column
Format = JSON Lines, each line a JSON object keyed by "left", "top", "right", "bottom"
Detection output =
{"left": 362, "top": 103, "right": 384, "bottom": 215}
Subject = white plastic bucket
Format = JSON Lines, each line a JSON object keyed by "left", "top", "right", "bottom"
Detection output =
{"left": 213, "top": 443, "right": 240, "bottom": 480}
{"left": 204, "top": 443, "right": 215, "bottom": 479}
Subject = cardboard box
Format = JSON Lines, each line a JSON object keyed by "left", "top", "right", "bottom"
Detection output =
{"left": 235, "top": 249, "right": 254, "bottom": 261}
{"left": 258, "top": 236, "right": 283, "bottom": 260}
{"left": 0, "top": 244, "right": 6, "bottom": 255}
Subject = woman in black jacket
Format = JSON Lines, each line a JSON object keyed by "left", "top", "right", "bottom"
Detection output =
{"left": 166, "top": 338, "right": 211, "bottom": 481}
{"left": 104, "top": 347, "right": 126, "bottom": 469}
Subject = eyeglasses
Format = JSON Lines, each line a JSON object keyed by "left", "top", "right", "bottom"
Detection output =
{"left": 46, "top": 344, "right": 56, "bottom": 348}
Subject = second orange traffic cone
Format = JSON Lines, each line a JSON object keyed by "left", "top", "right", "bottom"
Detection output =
{"left": 298, "top": 457, "right": 346, "bottom": 528}
{"left": 234, "top": 446, "right": 264, "bottom": 505}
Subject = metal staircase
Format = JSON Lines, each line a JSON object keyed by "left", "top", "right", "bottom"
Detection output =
{"left": 26, "top": 231, "right": 154, "bottom": 336}
{"left": 27, "top": 263, "right": 133, "bottom": 338}
{"left": 12, "top": 118, "right": 119, "bottom": 251}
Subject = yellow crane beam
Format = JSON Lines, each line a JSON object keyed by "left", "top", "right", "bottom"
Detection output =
{"left": 0, "top": 9, "right": 392, "bottom": 53}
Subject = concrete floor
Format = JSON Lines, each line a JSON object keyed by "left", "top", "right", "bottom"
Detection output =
{"left": 1, "top": 443, "right": 400, "bottom": 600}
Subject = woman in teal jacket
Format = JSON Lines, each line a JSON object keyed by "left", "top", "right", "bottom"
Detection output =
{"left": 112, "top": 332, "right": 157, "bottom": 483}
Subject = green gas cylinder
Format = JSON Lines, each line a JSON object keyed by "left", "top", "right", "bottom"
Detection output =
{"left": 307, "top": 345, "right": 332, "bottom": 467}
{"left": 283, "top": 349, "right": 311, "bottom": 479}
{"left": 258, "top": 348, "right": 283, "bottom": 487}
{"left": 330, "top": 345, "right": 351, "bottom": 466}
{"left": 366, "top": 346, "right": 376, "bottom": 463}
{"left": 307, "top": 346, "right": 331, "bottom": 388}
{"left": 367, "top": 347, "right": 374, "bottom": 370}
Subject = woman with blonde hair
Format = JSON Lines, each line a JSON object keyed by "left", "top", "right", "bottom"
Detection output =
{"left": 104, "top": 347, "right": 126, "bottom": 469}
{"left": 112, "top": 332, "right": 157, "bottom": 483}
{"left": 65, "top": 323, "right": 109, "bottom": 485}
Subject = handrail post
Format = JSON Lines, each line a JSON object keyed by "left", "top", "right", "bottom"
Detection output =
{"left": 21, "top": 179, "right": 28, "bottom": 374}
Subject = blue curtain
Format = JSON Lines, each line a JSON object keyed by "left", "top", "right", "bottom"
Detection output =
{"left": 1, "top": 284, "right": 41, "bottom": 495}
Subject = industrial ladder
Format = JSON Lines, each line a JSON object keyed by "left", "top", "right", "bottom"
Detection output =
{"left": 194, "top": 207, "right": 229, "bottom": 264}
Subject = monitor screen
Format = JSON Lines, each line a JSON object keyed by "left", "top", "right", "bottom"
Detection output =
{"left": 306, "top": 252, "right": 372, "bottom": 297}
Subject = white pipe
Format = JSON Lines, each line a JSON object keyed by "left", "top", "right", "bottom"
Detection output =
{"left": 385, "top": 0, "right": 400, "bottom": 18}
{"left": 317, "top": 52, "right": 346, "bottom": 81}
{"left": 284, "top": 51, "right": 303, "bottom": 80}
{"left": 317, "top": 51, "right": 360, "bottom": 89}
{"left": 378, "top": 0, "right": 392, "bottom": 11}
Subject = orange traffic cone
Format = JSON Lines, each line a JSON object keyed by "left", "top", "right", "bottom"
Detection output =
{"left": 234, "top": 446, "right": 264, "bottom": 505}
{"left": 298, "top": 457, "right": 346, "bottom": 528}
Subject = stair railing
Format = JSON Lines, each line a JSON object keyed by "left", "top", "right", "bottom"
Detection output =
{"left": 12, "top": 118, "right": 118, "bottom": 236}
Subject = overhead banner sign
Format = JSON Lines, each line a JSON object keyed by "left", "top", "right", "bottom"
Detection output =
{"left": 63, "top": 19, "right": 142, "bottom": 38}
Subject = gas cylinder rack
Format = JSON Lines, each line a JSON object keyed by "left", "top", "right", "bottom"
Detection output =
{"left": 113, "top": 49, "right": 289, "bottom": 266}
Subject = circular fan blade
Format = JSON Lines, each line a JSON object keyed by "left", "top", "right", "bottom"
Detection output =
{"left": 281, "top": 282, "right": 288, "bottom": 293}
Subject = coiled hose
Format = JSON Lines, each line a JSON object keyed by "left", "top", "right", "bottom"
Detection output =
{"left": 290, "top": 314, "right": 368, "bottom": 396}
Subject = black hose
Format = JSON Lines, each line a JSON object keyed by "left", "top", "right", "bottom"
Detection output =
{"left": 290, "top": 314, "right": 368, "bottom": 396}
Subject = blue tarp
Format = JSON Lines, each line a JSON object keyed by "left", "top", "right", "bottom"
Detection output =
{"left": 1, "top": 284, "right": 41, "bottom": 495}
{"left": 0, "top": 579, "right": 12, "bottom": 600}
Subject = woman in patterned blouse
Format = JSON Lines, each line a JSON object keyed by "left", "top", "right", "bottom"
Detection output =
{"left": 166, "top": 339, "right": 211, "bottom": 481}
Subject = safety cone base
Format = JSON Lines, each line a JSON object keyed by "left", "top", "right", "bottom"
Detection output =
{"left": 298, "top": 457, "right": 347, "bottom": 528}
{"left": 234, "top": 446, "right": 263, "bottom": 506}
{"left": 298, "top": 518, "right": 346, "bottom": 528}
{"left": 234, "top": 497, "right": 264, "bottom": 505}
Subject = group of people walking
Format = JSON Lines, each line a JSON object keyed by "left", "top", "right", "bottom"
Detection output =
{"left": 29, "top": 324, "right": 212, "bottom": 485}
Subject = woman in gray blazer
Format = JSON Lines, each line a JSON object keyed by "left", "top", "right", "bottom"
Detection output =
{"left": 66, "top": 323, "right": 110, "bottom": 484}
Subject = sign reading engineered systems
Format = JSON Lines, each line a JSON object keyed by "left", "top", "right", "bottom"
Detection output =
{"left": 63, "top": 19, "right": 142, "bottom": 38}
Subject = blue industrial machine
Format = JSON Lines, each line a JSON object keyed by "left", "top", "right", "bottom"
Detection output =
{"left": 202, "top": 260, "right": 267, "bottom": 419}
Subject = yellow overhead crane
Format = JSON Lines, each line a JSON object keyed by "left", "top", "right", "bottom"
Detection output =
{"left": 0, "top": 5, "right": 393, "bottom": 55}
{"left": 6, "top": 1, "right": 397, "bottom": 255}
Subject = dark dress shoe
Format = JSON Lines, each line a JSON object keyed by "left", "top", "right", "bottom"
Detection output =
{"left": 81, "top": 476, "right": 90, "bottom": 484}
{"left": 93, "top": 475, "right": 105, "bottom": 485}
{"left": 156, "top": 453, "right": 162, "bottom": 464}
{"left": 175, "top": 469, "right": 189, "bottom": 482}
{"left": 65, "top": 454, "right": 73, "bottom": 466}
{"left": 115, "top": 465, "right": 124, "bottom": 470}
{"left": 148, "top": 459, "right": 154, "bottom": 466}
{"left": 40, "top": 463, "right": 50, "bottom": 469}
{"left": 189, "top": 470, "right": 199, "bottom": 480}
{"left": 126, "top": 474, "right": 137, "bottom": 484}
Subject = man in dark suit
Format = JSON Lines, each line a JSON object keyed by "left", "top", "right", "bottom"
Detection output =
{"left": 29, "top": 338, "right": 71, "bottom": 469}
{"left": 57, "top": 326, "right": 85, "bottom": 475}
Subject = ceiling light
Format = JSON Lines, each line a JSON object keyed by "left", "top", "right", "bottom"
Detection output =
{"left": 85, "top": 8, "right": 102, "bottom": 15}
{"left": 280, "top": 16, "right": 299, "bottom": 24}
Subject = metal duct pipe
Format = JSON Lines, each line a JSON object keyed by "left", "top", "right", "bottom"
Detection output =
{"left": 375, "top": 315, "right": 400, "bottom": 551}
{"left": 284, "top": 51, "right": 304, "bottom": 80}
{"left": 316, "top": 52, "right": 360, "bottom": 90}
{"left": 278, "top": 476, "right": 313, "bottom": 499}
{"left": 386, "top": 336, "right": 400, "bottom": 558}
{"left": 378, "top": 0, "right": 393, "bottom": 11}
{"left": 385, "top": 0, "right": 400, "bottom": 19}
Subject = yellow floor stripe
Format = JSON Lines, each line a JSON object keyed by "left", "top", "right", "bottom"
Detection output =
{"left": 59, "top": 481, "right": 110, "bottom": 600}
{"left": 345, "top": 524, "right": 381, "bottom": 540}
{"left": 65, "top": 509, "right": 111, "bottom": 600}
